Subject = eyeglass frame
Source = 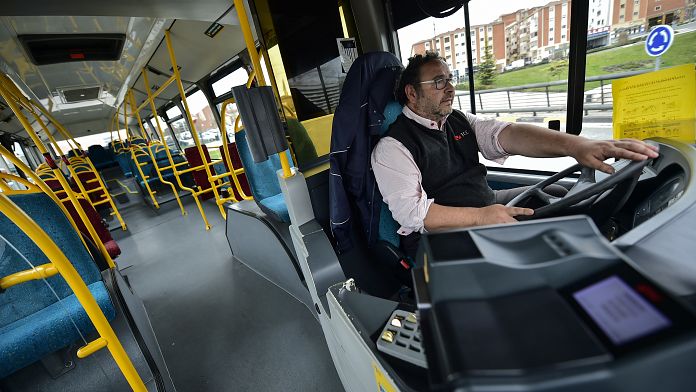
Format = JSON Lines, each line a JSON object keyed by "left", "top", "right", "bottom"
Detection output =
{"left": 417, "top": 76, "right": 455, "bottom": 90}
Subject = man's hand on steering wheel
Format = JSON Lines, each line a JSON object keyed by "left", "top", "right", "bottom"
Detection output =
{"left": 569, "top": 138, "right": 659, "bottom": 174}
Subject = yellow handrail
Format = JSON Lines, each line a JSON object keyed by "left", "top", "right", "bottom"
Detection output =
{"left": 0, "top": 194, "right": 146, "bottom": 391}
{"left": 233, "top": 0, "right": 293, "bottom": 179}
{"left": 165, "top": 30, "right": 224, "bottom": 225}
{"left": 0, "top": 263, "right": 58, "bottom": 290}
{"left": 128, "top": 90, "right": 186, "bottom": 215}
{"left": 0, "top": 74, "right": 116, "bottom": 268}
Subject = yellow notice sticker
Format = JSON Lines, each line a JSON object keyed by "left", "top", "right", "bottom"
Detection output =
{"left": 612, "top": 64, "right": 696, "bottom": 142}
{"left": 372, "top": 362, "right": 397, "bottom": 392}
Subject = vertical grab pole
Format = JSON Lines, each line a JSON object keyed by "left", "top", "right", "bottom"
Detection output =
{"left": 233, "top": 0, "right": 293, "bottom": 178}
{"left": 164, "top": 30, "right": 214, "bottom": 229}
{"left": 0, "top": 76, "right": 115, "bottom": 268}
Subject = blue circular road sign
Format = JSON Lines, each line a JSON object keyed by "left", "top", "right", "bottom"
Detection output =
{"left": 645, "top": 25, "right": 674, "bottom": 57}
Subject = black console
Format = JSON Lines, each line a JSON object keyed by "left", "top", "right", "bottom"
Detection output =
{"left": 413, "top": 216, "right": 696, "bottom": 391}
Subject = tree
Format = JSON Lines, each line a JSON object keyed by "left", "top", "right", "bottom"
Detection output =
{"left": 548, "top": 59, "right": 568, "bottom": 80}
{"left": 477, "top": 35, "right": 496, "bottom": 88}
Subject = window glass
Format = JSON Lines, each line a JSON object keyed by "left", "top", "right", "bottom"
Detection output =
{"left": 13, "top": 142, "right": 31, "bottom": 169}
{"left": 216, "top": 102, "right": 242, "bottom": 143}
{"left": 212, "top": 67, "right": 249, "bottom": 97}
{"left": 398, "top": 0, "right": 573, "bottom": 171}
{"left": 55, "top": 130, "right": 121, "bottom": 152}
{"left": 169, "top": 118, "right": 192, "bottom": 150}
{"left": 153, "top": 116, "right": 178, "bottom": 150}
{"left": 584, "top": 0, "right": 696, "bottom": 140}
{"left": 141, "top": 120, "right": 153, "bottom": 140}
{"left": 185, "top": 90, "right": 222, "bottom": 159}
{"left": 166, "top": 105, "right": 182, "bottom": 119}
{"left": 0, "top": 155, "right": 25, "bottom": 190}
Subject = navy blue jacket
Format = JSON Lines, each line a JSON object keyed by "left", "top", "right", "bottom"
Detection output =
{"left": 329, "top": 52, "right": 403, "bottom": 253}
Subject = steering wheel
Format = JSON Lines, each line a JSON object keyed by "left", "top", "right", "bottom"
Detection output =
{"left": 505, "top": 158, "right": 651, "bottom": 221}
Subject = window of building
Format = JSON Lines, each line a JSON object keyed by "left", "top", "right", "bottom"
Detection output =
{"left": 620, "top": 4, "right": 625, "bottom": 8}
{"left": 444, "top": 37, "right": 450, "bottom": 43}
{"left": 654, "top": 5, "right": 661, "bottom": 10}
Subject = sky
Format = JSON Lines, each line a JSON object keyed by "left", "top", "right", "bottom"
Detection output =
{"left": 397, "top": 0, "right": 553, "bottom": 63}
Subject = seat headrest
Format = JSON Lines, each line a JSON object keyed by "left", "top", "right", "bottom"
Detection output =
{"left": 380, "top": 101, "right": 403, "bottom": 136}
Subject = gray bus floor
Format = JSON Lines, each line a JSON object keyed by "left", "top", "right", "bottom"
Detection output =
{"left": 114, "top": 197, "right": 345, "bottom": 391}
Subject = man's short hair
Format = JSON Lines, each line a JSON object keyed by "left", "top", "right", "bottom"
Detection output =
{"left": 395, "top": 51, "right": 444, "bottom": 106}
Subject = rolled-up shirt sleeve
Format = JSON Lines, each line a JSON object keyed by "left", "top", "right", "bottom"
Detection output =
{"left": 464, "top": 112, "right": 511, "bottom": 164}
{"left": 371, "top": 137, "right": 434, "bottom": 235}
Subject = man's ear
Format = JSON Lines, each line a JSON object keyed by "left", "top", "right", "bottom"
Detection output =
{"left": 405, "top": 84, "right": 418, "bottom": 104}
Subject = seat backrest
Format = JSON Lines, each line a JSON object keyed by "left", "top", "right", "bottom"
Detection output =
{"left": 235, "top": 129, "right": 295, "bottom": 222}
{"left": 0, "top": 193, "right": 102, "bottom": 327}
{"left": 87, "top": 144, "right": 115, "bottom": 169}
{"left": 375, "top": 101, "right": 404, "bottom": 248}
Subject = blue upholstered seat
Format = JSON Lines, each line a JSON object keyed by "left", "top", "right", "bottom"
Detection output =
{"left": 235, "top": 130, "right": 294, "bottom": 223}
{"left": 375, "top": 101, "right": 404, "bottom": 248}
{"left": 87, "top": 145, "right": 116, "bottom": 170}
{"left": 0, "top": 193, "right": 115, "bottom": 377}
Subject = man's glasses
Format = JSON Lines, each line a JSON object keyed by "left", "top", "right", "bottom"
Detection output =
{"left": 418, "top": 77, "right": 454, "bottom": 90}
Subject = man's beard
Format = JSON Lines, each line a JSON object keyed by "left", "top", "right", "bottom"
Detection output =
{"left": 415, "top": 97, "right": 452, "bottom": 121}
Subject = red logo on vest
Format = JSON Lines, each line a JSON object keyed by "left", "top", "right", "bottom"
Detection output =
{"left": 453, "top": 130, "right": 469, "bottom": 141}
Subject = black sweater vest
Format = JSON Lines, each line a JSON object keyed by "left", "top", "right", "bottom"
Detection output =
{"left": 386, "top": 110, "right": 495, "bottom": 209}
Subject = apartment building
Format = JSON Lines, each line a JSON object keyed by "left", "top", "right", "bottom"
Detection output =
{"left": 410, "top": 0, "right": 691, "bottom": 74}
{"left": 588, "top": 0, "right": 614, "bottom": 48}
{"left": 410, "top": 21, "right": 506, "bottom": 76}
{"left": 504, "top": 0, "right": 572, "bottom": 65}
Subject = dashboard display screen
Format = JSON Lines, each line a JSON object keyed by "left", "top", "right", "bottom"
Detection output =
{"left": 572, "top": 276, "right": 672, "bottom": 345}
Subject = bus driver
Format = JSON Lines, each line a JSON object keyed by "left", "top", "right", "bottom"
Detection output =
{"left": 371, "top": 52, "right": 659, "bottom": 258}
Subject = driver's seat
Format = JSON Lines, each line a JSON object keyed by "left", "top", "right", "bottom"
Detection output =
{"left": 329, "top": 52, "right": 412, "bottom": 288}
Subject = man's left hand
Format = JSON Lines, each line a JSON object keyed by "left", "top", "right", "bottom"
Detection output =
{"left": 570, "top": 138, "right": 659, "bottom": 174}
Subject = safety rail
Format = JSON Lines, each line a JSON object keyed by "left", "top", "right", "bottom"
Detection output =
{"left": 0, "top": 73, "right": 117, "bottom": 267}
{"left": 0, "top": 193, "right": 146, "bottom": 391}
{"left": 234, "top": 0, "right": 293, "bottom": 179}
{"left": 127, "top": 90, "right": 186, "bottom": 215}
{"left": 32, "top": 103, "right": 127, "bottom": 231}
{"left": 124, "top": 29, "right": 254, "bottom": 227}
{"left": 453, "top": 70, "right": 649, "bottom": 117}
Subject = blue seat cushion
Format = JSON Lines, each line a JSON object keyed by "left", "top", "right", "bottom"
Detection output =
{"left": 115, "top": 153, "right": 132, "bottom": 177}
{"left": 375, "top": 101, "right": 404, "bottom": 246}
{"left": 380, "top": 101, "right": 403, "bottom": 136}
{"left": 258, "top": 193, "right": 290, "bottom": 222}
{"left": 0, "top": 282, "right": 115, "bottom": 378}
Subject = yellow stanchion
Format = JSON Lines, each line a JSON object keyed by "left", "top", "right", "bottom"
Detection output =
{"left": 165, "top": 30, "right": 223, "bottom": 225}
{"left": 233, "top": 0, "right": 293, "bottom": 179}
{"left": 127, "top": 90, "right": 186, "bottom": 215}
{"left": 34, "top": 104, "right": 127, "bottom": 231}
{"left": 0, "top": 75, "right": 116, "bottom": 268}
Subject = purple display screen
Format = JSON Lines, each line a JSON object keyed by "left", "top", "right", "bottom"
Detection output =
{"left": 573, "top": 275, "right": 671, "bottom": 345}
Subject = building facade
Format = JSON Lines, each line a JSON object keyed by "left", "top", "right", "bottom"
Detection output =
{"left": 410, "top": 0, "right": 691, "bottom": 74}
